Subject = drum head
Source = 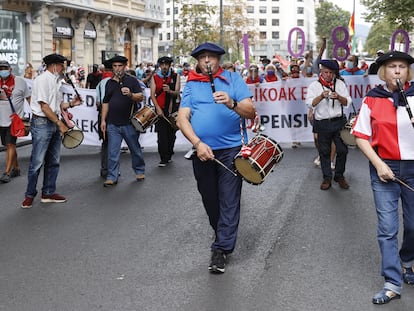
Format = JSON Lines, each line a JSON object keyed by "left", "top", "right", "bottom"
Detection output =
{"left": 131, "top": 118, "right": 145, "bottom": 132}
{"left": 62, "top": 129, "right": 84, "bottom": 149}
{"left": 234, "top": 157, "right": 264, "bottom": 185}
{"left": 340, "top": 128, "right": 357, "bottom": 146}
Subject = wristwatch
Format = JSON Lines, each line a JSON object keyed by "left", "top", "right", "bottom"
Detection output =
{"left": 231, "top": 100, "right": 238, "bottom": 110}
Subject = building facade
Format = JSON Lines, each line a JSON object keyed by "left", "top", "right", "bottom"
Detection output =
{"left": 0, "top": 0, "right": 164, "bottom": 76}
{"left": 159, "top": 0, "right": 318, "bottom": 63}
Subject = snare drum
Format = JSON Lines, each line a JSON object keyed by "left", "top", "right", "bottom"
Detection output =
{"left": 340, "top": 116, "right": 357, "bottom": 146}
{"left": 62, "top": 125, "right": 84, "bottom": 149}
{"left": 233, "top": 134, "right": 283, "bottom": 185}
{"left": 131, "top": 105, "right": 159, "bottom": 132}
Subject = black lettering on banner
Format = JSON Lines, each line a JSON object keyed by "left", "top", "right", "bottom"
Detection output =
{"left": 85, "top": 95, "right": 95, "bottom": 107}
{"left": 261, "top": 114, "right": 309, "bottom": 128}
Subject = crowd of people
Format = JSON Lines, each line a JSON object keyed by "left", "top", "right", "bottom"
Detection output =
{"left": 0, "top": 44, "right": 413, "bottom": 306}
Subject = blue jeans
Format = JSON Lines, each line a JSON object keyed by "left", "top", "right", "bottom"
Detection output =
{"left": 370, "top": 160, "right": 414, "bottom": 294}
{"left": 106, "top": 123, "right": 145, "bottom": 181}
{"left": 25, "top": 117, "right": 62, "bottom": 198}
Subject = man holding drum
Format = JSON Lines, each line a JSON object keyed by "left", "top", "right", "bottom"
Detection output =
{"left": 306, "top": 59, "right": 352, "bottom": 190}
{"left": 21, "top": 53, "right": 82, "bottom": 208}
{"left": 177, "top": 42, "right": 256, "bottom": 273}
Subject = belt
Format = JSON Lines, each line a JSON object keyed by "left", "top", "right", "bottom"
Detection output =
{"left": 319, "top": 116, "right": 343, "bottom": 122}
{"left": 32, "top": 114, "right": 48, "bottom": 119}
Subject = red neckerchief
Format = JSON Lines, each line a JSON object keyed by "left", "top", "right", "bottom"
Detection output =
{"left": 186, "top": 67, "right": 228, "bottom": 83}
{"left": 318, "top": 74, "right": 334, "bottom": 90}
{"left": 246, "top": 76, "right": 261, "bottom": 84}
{"left": 102, "top": 71, "right": 113, "bottom": 79}
{"left": 0, "top": 74, "right": 15, "bottom": 98}
{"left": 265, "top": 74, "right": 278, "bottom": 82}
{"left": 344, "top": 66, "right": 361, "bottom": 75}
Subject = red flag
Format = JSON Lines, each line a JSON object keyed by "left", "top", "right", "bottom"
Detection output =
{"left": 348, "top": 0, "right": 356, "bottom": 53}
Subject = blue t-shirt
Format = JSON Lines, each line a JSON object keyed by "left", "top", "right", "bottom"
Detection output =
{"left": 180, "top": 70, "right": 252, "bottom": 150}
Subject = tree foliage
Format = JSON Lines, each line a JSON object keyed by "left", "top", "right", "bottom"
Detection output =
{"left": 315, "top": 2, "right": 350, "bottom": 58}
{"left": 173, "top": 0, "right": 252, "bottom": 60}
{"left": 173, "top": 0, "right": 219, "bottom": 57}
{"left": 361, "top": 0, "right": 414, "bottom": 32}
{"left": 364, "top": 19, "right": 394, "bottom": 56}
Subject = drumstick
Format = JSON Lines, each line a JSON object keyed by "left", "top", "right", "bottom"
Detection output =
{"left": 394, "top": 177, "right": 414, "bottom": 192}
{"left": 212, "top": 158, "right": 238, "bottom": 177}
{"left": 161, "top": 114, "right": 173, "bottom": 126}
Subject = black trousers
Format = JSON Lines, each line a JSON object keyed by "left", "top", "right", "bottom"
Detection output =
{"left": 155, "top": 117, "right": 176, "bottom": 162}
{"left": 314, "top": 118, "right": 348, "bottom": 180}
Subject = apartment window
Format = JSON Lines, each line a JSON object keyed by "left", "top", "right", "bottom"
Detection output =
{"left": 247, "top": 6, "right": 254, "bottom": 13}
{"left": 297, "top": 19, "right": 304, "bottom": 26}
{"left": 159, "top": 33, "right": 163, "bottom": 41}
{"left": 259, "top": 19, "right": 267, "bottom": 26}
{"left": 259, "top": 6, "right": 267, "bottom": 13}
{"left": 297, "top": 0, "right": 303, "bottom": 2}
{"left": 166, "top": 8, "right": 170, "bottom": 15}
{"left": 174, "top": 32, "right": 178, "bottom": 40}
{"left": 272, "top": 7, "right": 279, "bottom": 13}
{"left": 248, "top": 19, "right": 255, "bottom": 26}
{"left": 174, "top": 7, "right": 178, "bottom": 14}
{"left": 272, "top": 19, "right": 279, "bottom": 26}
{"left": 166, "top": 21, "right": 170, "bottom": 28}
{"left": 167, "top": 33, "right": 171, "bottom": 40}
{"left": 259, "top": 32, "right": 267, "bottom": 39}
{"left": 272, "top": 32, "right": 279, "bottom": 39}
{"left": 297, "top": 7, "right": 304, "bottom": 14}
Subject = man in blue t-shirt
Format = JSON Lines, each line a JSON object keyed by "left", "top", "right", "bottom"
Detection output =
{"left": 177, "top": 42, "right": 256, "bottom": 274}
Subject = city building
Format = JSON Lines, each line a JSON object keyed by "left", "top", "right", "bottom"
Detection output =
{"left": 0, "top": 0, "right": 164, "bottom": 76}
{"left": 159, "top": 0, "right": 318, "bottom": 64}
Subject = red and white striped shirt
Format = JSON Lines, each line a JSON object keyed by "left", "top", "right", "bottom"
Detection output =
{"left": 352, "top": 95, "right": 414, "bottom": 160}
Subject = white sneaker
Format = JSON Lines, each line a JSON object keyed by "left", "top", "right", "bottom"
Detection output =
{"left": 331, "top": 162, "right": 335, "bottom": 170}
{"left": 313, "top": 156, "right": 320, "bottom": 167}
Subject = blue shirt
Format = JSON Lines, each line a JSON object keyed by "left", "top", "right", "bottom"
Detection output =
{"left": 180, "top": 70, "right": 252, "bottom": 150}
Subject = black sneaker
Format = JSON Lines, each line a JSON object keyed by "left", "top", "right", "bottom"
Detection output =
{"left": 208, "top": 249, "right": 226, "bottom": 273}
{"left": 10, "top": 168, "right": 21, "bottom": 178}
{"left": 0, "top": 173, "right": 11, "bottom": 183}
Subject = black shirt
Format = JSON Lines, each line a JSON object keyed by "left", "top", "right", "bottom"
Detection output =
{"left": 103, "top": 74, "right": 142, "bottom": 126}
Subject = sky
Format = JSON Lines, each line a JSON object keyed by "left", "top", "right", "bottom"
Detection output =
{"left": 328, "top": 0, "right": 371, "bottom": 26}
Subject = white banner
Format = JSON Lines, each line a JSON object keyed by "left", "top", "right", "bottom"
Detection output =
{"left": 23, "top": 76, "right": 382, "bottom": 147}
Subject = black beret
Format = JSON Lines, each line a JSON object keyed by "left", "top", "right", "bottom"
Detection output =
{"left": 103, "top": 59, "right": 112, "bottom": 69}
{"left": 319, "top": 59, "right": 339, "bottom": 71}
{"left": 43, "top": 53, "right": 67, "bottom": 65}
{"left": 376, "top": 51, "right": 414, "bottom": 67}
{"left": 158, "top": 56, "right": 173, "bottom": 64}
{"left": 191, "top": 42, "right": 225, "bottom": 58}
{"left": 109, "top": 55, "right": 128, "bottom": 64}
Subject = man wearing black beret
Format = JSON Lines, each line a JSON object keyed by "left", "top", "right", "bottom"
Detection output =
{"left": 150, "top": 55, "right": 180, "bottom": 166}
{"left": 21, "top": 53, "right": 82, "bottom": 208}
{"left": 306, "top": 59, "right": 352, "bottom": 190}
{"left": 100, "top": 55, "right": 146, "bottom": 186}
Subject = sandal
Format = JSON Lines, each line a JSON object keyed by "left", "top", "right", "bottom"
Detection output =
{"left": 372, "top": 289, "right": 400, "bottom": 305}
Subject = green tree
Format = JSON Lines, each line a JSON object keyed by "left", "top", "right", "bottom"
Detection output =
{"left": 364, "top": 20, "right": 394, "bottom": 56}
{"left": 173, "top": 1, "right": 218, "bottom": 58}
{"left": 315, "top": 2, "right": 351, "bottom": 58}
{"left": 361, "top": 0, "right": 414, "bottom": 32}
{"left": 221, "top": 3, "right": 254, "bottom": 62}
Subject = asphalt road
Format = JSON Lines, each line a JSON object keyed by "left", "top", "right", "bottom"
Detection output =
{"left": 0, "top": 142, "right": 413, "bottom": 311}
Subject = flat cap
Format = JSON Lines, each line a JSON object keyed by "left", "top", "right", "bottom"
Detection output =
{"left": 191, "top": 42, "right": 225, "bottom": 58}
{"left": 0, "top": 60, "right": 10, "bottom": 67}
{"left": 319, "top": 59, "right": 339, "bottom": 71}
{"left": 158, "top": 56, "right": 173, "bottom": 64}
{"left": 43, "top": 53, "right": 67, "bottom": 65}
{"left": 109, "top": 55, "right": 128, "bottom": 64}
{"left": 376, "top": 51, "right": 414, "bottom": 67}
